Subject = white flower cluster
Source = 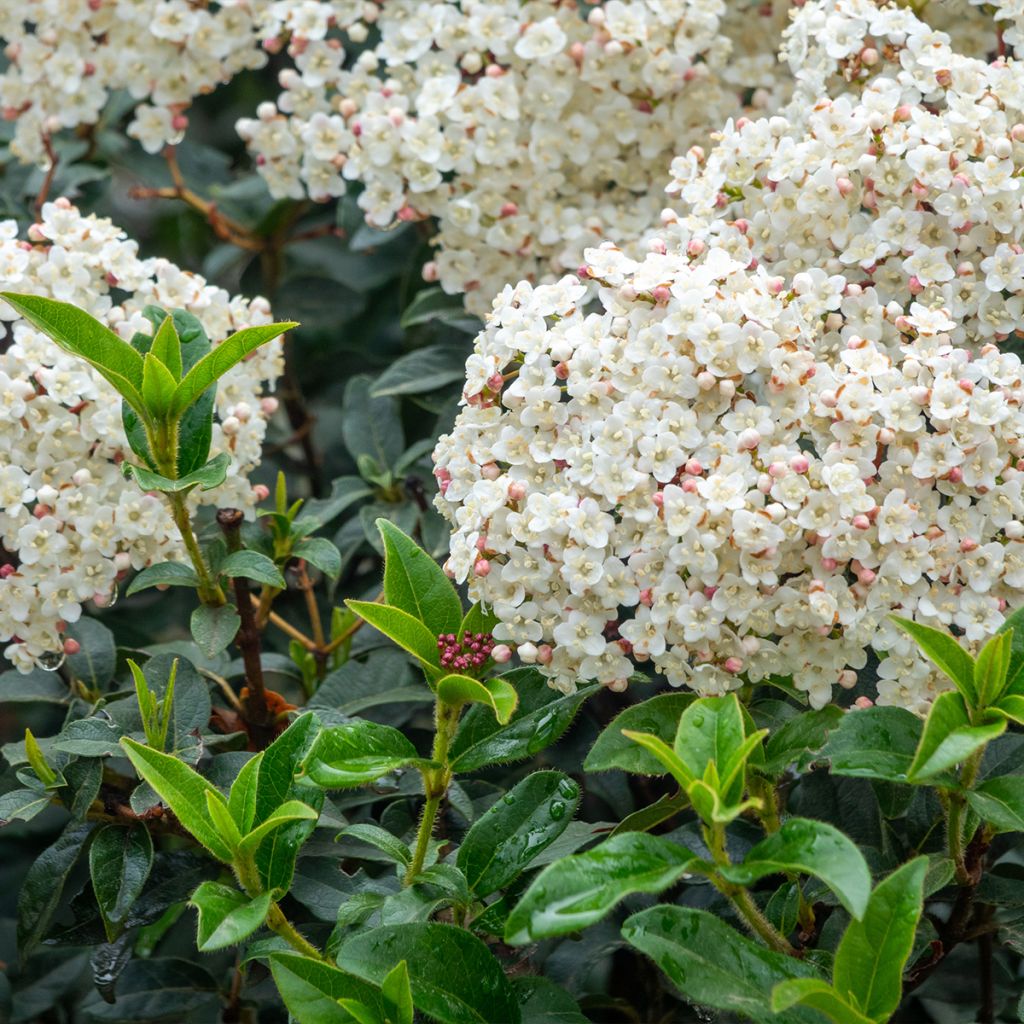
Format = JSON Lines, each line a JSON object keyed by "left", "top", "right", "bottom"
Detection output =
{"left": 435, "top": 239, "right": 1024, "bottom": 712}
{"left": 437, "top": 0, "right": 1024, "bottom": 712}
{"left": 238, "top": 0, "right": 788, "bottom": 315}
{"left": 0, "top": 200, "right": 281, "bottom": 673}
{"left": 0, "top": 0, "right": 272, "bottom": 161}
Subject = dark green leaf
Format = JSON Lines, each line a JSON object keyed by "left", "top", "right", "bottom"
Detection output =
{"left": 342, "top": 375, "right": 404, "bottom": 473}
{"left": 190, "top": 602, "right": 240, "bottom": 659}
{"left": 370, "top": 344, "right": 468, "bottom": 397}
{"left": 0, "top": 668, "right": 68, "bottom": 704}
{"left": 761, "top": 706, "right": 845, "bottom": 776}
{"left": 0, "top": 787, "right": 51, "bottom": 823}
{"left": 996, "top": 603, "right": 1024, "bottom": 696}
{"left": 90, "top": 823, "right": 154, "bottom": 940}
{"left": 220, "top": 550, "right": 286, "bottom": 588}
{"left": 584, "top": 694, "right": 695, "bottom": 774}
{"left": 338, "top": 823, "right": 412, "bottom": 867}
{"left": 79, "top": 957, "right": 221, "bottom": 1022}
{"left": 966, "top": 776, "right": 1024, "bottom": 832}
{"left": 909, "top": 690, "right": 1004, "bottom": 782}
{"left": 65, "top": 618, "right": 117, "bottom": 688}
{"left": 832, "top": 857, "right": 928, "bottom": 1020}
{"left": 513, "top": 977, "right": 589, "bottom": 1024}
{"left": 821, "top": 706, "right": 923, "bottom": 783}
{"left": 378, "top": 519, "right": 462, "bottom": 635}
{"left": 126, "top": 560, "right": 200, "bottom": 596}
{"left": 295, "top": 537, "right": 342, "bottom": 580}
{"left": 457, "top": 772, "right": 580, "bottom": 897}
{"left": 722, "top": 818, "right": 871, "bottom": 919}
{"left": 505, "top": 832, "right": 697, "bottom": 944}
{"left": 301, "top": 719, "right": 428, "bottom": 789}
{"left": 622, "top": 906, "right": 819, "bottom": 1024}
{"left": 338, "top": 923, "right": 520, "bottom": 1024}
{"left": 400, "top": 287, "right": 481, "bottom": 332}
{"left": 269, "top": 952, "right": 386, "bottom": 1024}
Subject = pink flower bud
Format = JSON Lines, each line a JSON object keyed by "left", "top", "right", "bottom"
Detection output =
{"left": 857, "top": 567, "right": 875, "bottom": 585}
{"left": 537, "top": 644, "right": 553, "bottom": 665}
{"left": 821, "top": 557, "right": 838, "bottom": 571}
{"left": 960, "top": 538, "right": 978, "bottom": 553}
{"left": 790, "top": 454, "right": 809, "bottom": 474}
{"left": 474, "top": 558, "right": 491, "bottom": 577}
{"left": 838, "top": 669, "right": 858, "bottom": 689}
{"left": 947, "top": 467, "right": 963, "bottom": 483}
{"left": 491, "top": 644, "right": 513, "bottom": 663}
{"left": 507, "top": 481, "right": 527, "bottom": 501}
{"left": 481, "top": 462, "right": 500, "bottom": 481}
{"left": 724, "top": 657, "right": 743, "bottom": 673}
{"left": 854, "top": 696, "right": 874, "bottom": 709}
{"left": 422, "top": 261, "right": 439, "bottom": 282}
{"left": 0, "top": 564, "right": 14, "bottom": 578}
{"left": 499, "top": 201, "right": 518, "bottom": 218}
{"left": 738, "top": 428, "right": 761, "bottom": 450}
{"left": 686, "top": 238, "right": 705, "bottom": 257}
{"left": 252, "top": 484, "right": 270, "bottom": 501}
{"left": 652, "top": 285, "right": 671, "bottom": 304}
{"left": 852, "top": 514, "right": 870, "bottom": 530}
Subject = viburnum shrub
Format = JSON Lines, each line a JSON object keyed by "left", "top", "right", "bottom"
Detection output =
{"left": 3, "top": 1, "right": 1024, "bottom": 1023}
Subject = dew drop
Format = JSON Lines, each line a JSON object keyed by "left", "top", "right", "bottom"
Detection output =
{"left": 36, "top": 650, "right": 66, "bottom": 672}
{"left": 549, "top": 800, "right": 566, "bottom": 820}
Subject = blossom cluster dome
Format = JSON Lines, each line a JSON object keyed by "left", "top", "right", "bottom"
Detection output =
{"left": 0, "top": 199, "right": 281, "bottom": 673}
{"left": 434, "top": 228, "right": 1024, "bottom": 713}
{"left": 238, "top": 0, "right": 788, "bottom": 314}
{"left": 0, "top": 0, "right": 273, "bottom": 161}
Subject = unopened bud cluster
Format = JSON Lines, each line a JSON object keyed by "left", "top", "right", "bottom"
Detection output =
{"left": 437, "top": 631, "right": 495, "bottom": 672}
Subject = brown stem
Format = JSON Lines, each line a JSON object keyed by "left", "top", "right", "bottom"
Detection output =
{"left": 217, "top": 509, "right": 273, "bottom": 741}
{"left": 978, "top": 931, "right": 995, "bottom": 1024}
{"left": 34, "top": 134, "right": 59, "bottom": 214}
{"left": 322, "top": 590, "right": 384, "bottom": 656}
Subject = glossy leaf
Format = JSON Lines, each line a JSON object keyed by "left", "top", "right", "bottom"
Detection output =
{"left": 190, "top": 883, "right": 271, "bottom": 952}
{"left": 269, "top": 953, "right": 386, "bottom": 1024}
{"left": 975, "top": 629, "right": 1012, "bottom": 707}
{"left": 458, "top": 772, "right": 581, "bottom": 897}
{"left": 126, "top": 561, "right": 201, "bottom": 596}
{"left": 300, "top": 719, "right": 429, "bottom": 788}
{"left": 170, "top": 321, "right": 297, "bottom": 416}
{"left": 622, "top": 906, "right": 819, "bottom": 1024}
{"left": 832, "top": 857, "right": 928, "bottom": 1021}
{"left": 505, "top": 832, "right": 698, "bottom": 944}
{"left": 381, "top": 960, "right": 414, "bottom": 1024}
{"left": 125, "top": 451, "right": 231, "bottom": 494}
{"left": 996, "top": 603, "right": 1024, "bottom": 696}
{"left": 119, "top": 737, "right": 234, "bottom": 862}
{"left": 909, "top": 690, "right": 1005, "bottom": 782}
{"left": 584, "top": 694, "right": 696, "bottom": 775}
{"left": 437, "top": 673, "right": 518, "bottom": 725}
{"left": 142, "top": 350, "right": 178, "bottom": 417}
{"left": 338, "top": 923, "right": 520, "bottom": 1024}
{"left": 771, "top": 979, "right": 875, "bottom": 1024}
{"left": 722, "top": 818, "right": 871, "bottom": 920}
{"left": 238, "top": 800, "right": 319, "bottom": 854}
{"left": 994, "top": 693, "right": 1024, "bottom": 725}
{"left": 339, "top": 823, "right": 412, "bottom": 867}
{"left": 891, "top": 616, "right": 976, "bottom": 704}
{"left": 619, "top": 730, "right": 696, "bottom": 789}
{"left": 821, "top": 706, "right": 923, "bottom": 783}
{"left": 228, "top": 752, "right": 263, "bottom": 833}
{"left": 150, "top": 314, "right": 182, "bottom": 378}
{"left": 760, "top": 706, "right": 845, "bottom": 776}
{"left": 378, "top": 519, "right": 462, "bottom": 635}
{"left": 967, "top": 776, "right": 1024, "bottom": 833}
{"left": 220, "top": 550, "right": 287, "bottom": 588}
{"left": 90, "top": 823, "right": 154, "bottom": 941}
{"left": 345, "top": 600, "right": 442, "bottom": 676}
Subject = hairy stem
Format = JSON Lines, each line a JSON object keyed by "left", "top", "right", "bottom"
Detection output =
{"left": 167, "top": 492, "right": 225, "bottom": 606}
{"left": 725, "top": 883, "right": 797, "bottom": 956}
{"left": 265, "top": 902, "right": 325, "bottom": 961}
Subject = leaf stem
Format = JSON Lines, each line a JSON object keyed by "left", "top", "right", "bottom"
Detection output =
{"left": 265, "top": 901, "right": 325, "bottom": 961}
{"left": 166, "top": 491, "right": 225, "bottom": 606}
{"left": 948, "top": 747, "right": 985, "bottom": 885}
{"left": 404, "top": 699, "right": 461, "bottom": 885}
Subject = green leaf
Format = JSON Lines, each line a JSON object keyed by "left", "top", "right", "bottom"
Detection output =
{"left": 300, "top": 719, "right": 429, "bottom": 789}
{"left": 90, "top": 823, "right": 154, "bottom": 941}
{"left": 722, "top": 818, "right": 871, "bottom": 920}
{"left": 346, "top": 600, "right": 442, "bottom": 676}
{"left": 338, "top": 923, "right": 520, "bottom": 1024}
{"left": 891, "top": 616, "right": 977, "bottom": 704}
{"left": 338, "top": 823, "right": 412, "bottom": 867}
{"left": 126, "top": 561, "right": 201, "bottom": 597}
{"left": 301, "top": 476, "right": 375, "bottom": 528}
{"left": 370, "top": 343, "right": 468, "bottom": 397}
{"left": 150, "top": 315, "right": 182, "bottom": 378}
{"left": 294, "top": 537, "right": 342, "bottom": 580}
{"left": 458, "top": 772, "right": 580, "bottom": 897}
{"left": 437, "top": 673, "right": 518, "bottom": 725}
{"left": 65, "top": 617, "right": 117, "bottom": 689}
{"left": 966, "top": 776, "right": 1024, "bottom": 832}
{"left": 449, "top": 670, "right": 592, "bottom": 773}
{"left": 220, "top": 550, "right": 287, "bottom": 588}
{"left": 994, "top": 694, "right": 1024, "bottom": 725}
{"left": 760, "top": 706, "right": 845, "bottom": 776}
{"left": 504, "top": 832, "right": 698, "bottom": 944}
{"left": 191, "top": 882, "right": 272, "bottom": 951}
{"left": 342, "top": 376, "right": 404, "bottom": 475}
{"left": 190, "top": 602, "right": 241, "bottom": 659}
{"left": 619, "top": 730, "right": 696, "bottom": 789}
{"left": 0, "top": 668, "right": 68, "bottom": 704}
{"left": 459, "top": 602, "right": 499, "bottom": 638}
{"left": 821, "top": 706, "right": 923, "bottom": 783}
{"left": 771, "top": 979, "right": 876, "bottom": 1024}
{"left": 228, "top": 752, "right": 263, "bottom": 833}
{"left": 238, "top": 800, "right": 319, "bottom": 854}
{"left": 142, "top": 350, "right": 179, "bottom": 417}
{"left": 0, "top": 787, "right": 51, "bottom": 823}
{"left": 399, "top": 287, "right": 480, "bottom": 331}
{"left": 381, "top": 960, "right": 414, "bottom": 1024}
{"left": 119, "top": 737, "right": 234, "bottom": 862}
{"left": 170, "top": 321, "right": 297, "bottom": 416}
{"left": 622, "top": 906, "right": 819, "bottom": 1024}
{"left": 584, "top": 694, "right": 696, "bottom": 774}
{"left": 997, "top": 604, "right": 1024, "bottom": 696}
{"left": 269, "top": 952, "right": 386, "bottom": 1024}
{"left": 1, "top": 292, "right": 147, "bottom": 415}
{"left": 125, "top": 450, "right": 231, "bottom": 494}
{"left": 378, "top": 519, "right": 462, "bottom": 635}
{"left": 513, "top": 977, "right": 589, "bottom": 1024}
{"left": 832, "top": 857, "right": 928, "bottom": 1021}
{"left": 909, "top": 690, "right": 1005, "bottom": 782}
{"left": 975, "top": 629, "right": 1012, "bottom": 707}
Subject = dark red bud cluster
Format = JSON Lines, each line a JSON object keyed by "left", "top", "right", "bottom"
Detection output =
{"left": 437, "top": 631, "right": 494, "bottom": 671}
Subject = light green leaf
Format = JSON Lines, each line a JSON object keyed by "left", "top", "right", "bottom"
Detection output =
{"left": 504, "top": 832, "right": 698, "bottom": 944}
{"left": 996, "top": 603, "right": 1024, "bottom": 696}
{"left": 294, "top": 537, "right": 342, "bottom": 580}
{"left": 345, "top": 600, "right": 442, "bottom": 676}
{"left": 966, "top": 776, "right": 1024, "bottom": 833}
{"left": 908, "top": 690, "right": 1005, "bottom": 782}
{"left": 771, "top": 979, "right": 876, "bottom": 1024}
{"left": 126, "top": 561, "right": 200, "bottom": 597}
{"left": 205, "top": 788, "right": 243, "bottom": 851}
{"left": 620, "top": 730, "right": 696, "bottom": 790}
{"left": 437, "top": 673, "right": 518, "bottom": 725}
{"left": 228, "top": 752, "right": 263, "bottom": 833}
{"left": 142, "top": 350, "right": 178, "bottom": 417}
{"left": 300, "top": 719, "right": 431, "bottom": 789}
{"left": 832, "top": 857, "right": 928, "bottom": 1021}
{"left": 220, "top": 550, "right": 286, "bottom": 589}
{"left": 457, "top": 772, "right": 580, "bottom": 897}
{"left": 119, "top": 737, "right": 234, "bottom": 862}
{"left": 269, "top": 952, "right": 386, "bottom": 1024}
{"left": 150, "top": 314, "right": 182, "bottom": 378}
{"left": 239, "top": 800, "right": 319, "bottom": 854}
{"left": 170, "top": 322, "right": 297, "bottom": 416}
{"left": 975, "top": 630, "right": 1012, "bottom": 707}
{"left": 381, "top": 960, "right": 414, "bottom": 1024}
{"left": 190, "top": 882, "right": 272, "bottom": 951}
{"left": 378, "top": 519, "right": 462, "bottom": 636}
{"left": 721, "top": 818, "right": 871, "bottom": 920}
{"left": 891, "top": 616, "right": 976, "bottom": 704}
{"left": 124, "top": 451, "right": 231, "bottom": 494}
{"left": 338, "top": 823, "right": 412, "bottom": 867}
{"left": 994, "top": 694, "right": 1024, "bottom": 725}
